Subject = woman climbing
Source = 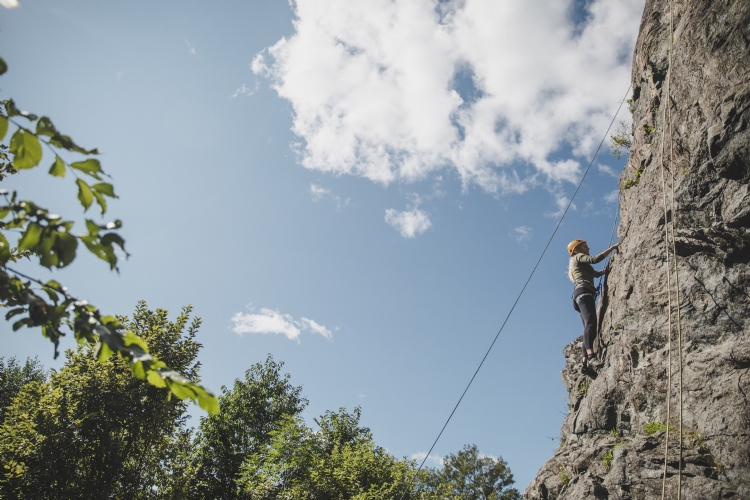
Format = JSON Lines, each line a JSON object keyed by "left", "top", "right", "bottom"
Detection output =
{"left": 568, "top": 239, "right": 619, "bottom": 371}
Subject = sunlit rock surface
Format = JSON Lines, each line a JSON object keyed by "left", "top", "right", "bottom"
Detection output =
{"left": 525, "top": 0, "right": 750, "bottom": 498}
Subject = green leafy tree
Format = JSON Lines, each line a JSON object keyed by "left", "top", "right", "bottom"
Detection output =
{"left": 0, "top": 55, "right": 216, "bottom": 412}
{"left": 239, "top": 407, "right": 422, "bottom": 500}
{"left": 0, "top": 356, "right": 45, "bottom": 425}
{"left": 193, "top": 355, "right": 308, "bottom": 500}
{"left": 423, "top": 444, "right": 520, "bottom": 500}
{"left": 0, "top": 302, "right": 204, "bottom": 499}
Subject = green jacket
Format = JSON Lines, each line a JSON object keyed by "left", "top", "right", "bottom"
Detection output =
{"left": 569, "top": 251, "right": 608, "bottom": 292}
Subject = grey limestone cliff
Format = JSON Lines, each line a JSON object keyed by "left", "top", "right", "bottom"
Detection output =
{"left": 525, "top": 0, "right": 750, "bottom": 498}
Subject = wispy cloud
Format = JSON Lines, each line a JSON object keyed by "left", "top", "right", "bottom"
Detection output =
{"left": 513, "top": 225, "right": 533, "bottom": 243}
{"left": 310, "top": 183, "right": 350, "bottom": 208}
{"left": 231, "top": 82, "right": 260, "bottom": 98}
{"left": 598, "top": 164, "right": 620, "bottom": 178}
{"left": 185, "top": 39, "right": 198, "bottom": 56}
{"left": 546, "top": 194, "right": 576, "bottom": 218}
{"left": 253, "top": 0, "right": 642, "bottom": 194}
{"left": 0, "top": 0, "right": 19, "bottom": 8}
{"left": 385, "top": 207, "right": 432, "bottom": 238}
{"left": 604, "top": 189, "right": 619, "bottom": 203}
{"left": 231, "top": 307, "right": 335, "bottom": 342}
{"left": 411, "top": 452, "right": 444, "bottom": 468}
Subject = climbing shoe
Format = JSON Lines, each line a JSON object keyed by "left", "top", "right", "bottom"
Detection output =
{"left": 588, "top": 357, "right": 604, "bottom": 370}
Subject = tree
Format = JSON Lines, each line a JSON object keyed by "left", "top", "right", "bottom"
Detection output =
{"left": 193, "top": 355, "right": 308, "bottom": 499}
{"left": 423, "top": 444, "right": 520, "bottom": 500}
{"left": 239, "top": 407, "right": 421, "bottom": 500}
{"left": 0, "top": 356, "right": 45, "bottom": 425}
{"left": 0, "top": 55, "right": 216, "bottom": 412}
{"left": 0, "top": 302, "right": 204, "bottom": 499}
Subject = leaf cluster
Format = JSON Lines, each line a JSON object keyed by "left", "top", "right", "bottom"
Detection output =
{"left": 0, "top": 55, "right": 217, "bottom": 413}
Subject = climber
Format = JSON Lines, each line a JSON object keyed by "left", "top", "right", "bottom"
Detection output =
{"left": 568, "top": 239, "right": 620, "bottom": 371}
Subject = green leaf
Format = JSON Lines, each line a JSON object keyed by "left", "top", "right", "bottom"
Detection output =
{"left": 18, "top": 222, "right": 43, "bottom": 250}
{"left": 0, "top": 115, "right": 7, "bottom": 142}
{"left": 2, "top": 99, "right": 22, "bottom": 118}
{"left": 48, "top": 156, "right": 66, "bottom": 177}
{"left": 92, "top": 183, "right": 116, "bottom": 198}
{"left": 92, "top": 191, "right": 107, "bottom": 214}
{"left": 36, "top": 117, "right": 58, "bottom": 137}
{"left": 0, "top": 232, "right": 10, "bottom": 263}
{"left": 101, "top": 232, "right": 125, "bottom": 248}
{"left": 0, "top": 56, "right": 7, "bottom": 75}
{"left": 55, "top": 231, "right": 78, "bottom": 267}
{"left": 76, "top": 179, "right": 93, "bottom": 211}
{"left": 70, "top": 158, "right": 103, "bottom": 179}
{"left": 85, "top": 219, "right": 100, "bottom": 236}
{"left": 9, "top": 129, "right": 43, "bottom": 169}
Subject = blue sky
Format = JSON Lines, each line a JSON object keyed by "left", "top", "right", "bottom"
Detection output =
{"left": 0, "top": 0, "right": 643, "bottom": 488}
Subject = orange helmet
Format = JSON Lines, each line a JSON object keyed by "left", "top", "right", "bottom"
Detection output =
{"left": 567, "top": 239, "right": 586, "bottom": 256}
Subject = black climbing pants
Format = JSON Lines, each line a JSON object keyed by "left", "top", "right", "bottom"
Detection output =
{"left": 573, "top": 287, "right": 597, "bottom": 359}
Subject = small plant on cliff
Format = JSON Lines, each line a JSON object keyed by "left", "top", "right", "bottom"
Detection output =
{"left": 684, "top": 430, "right": 708, "bottom": 451}
{"left": 621, "top": 164, "right": 645, "bottom": 189}
{"left": 643, "top": 421, "right": 671, "bottom": 435}
{"left": 602, "top": 450, "right": 614, "bottom": 471}
{"left": 610, "top": 121, "right": 633, "bottom": 160}
{"left": 578, "top": 380, "right": 589, "bottom": 395}
{"left": 558, "top": 466, "right": 570, "bottom": 489}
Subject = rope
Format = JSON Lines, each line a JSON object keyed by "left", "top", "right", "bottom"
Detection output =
{"left": 397, "top": 85, "right": 632, "bottom": 500}
{"left": 659, "top": 0, "right": 684, "bottom": 497}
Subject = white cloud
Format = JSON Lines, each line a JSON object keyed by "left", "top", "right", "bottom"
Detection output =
{"left": 546, "top": 194, "right": 576, "bottom": 218}
{"left": 513, "top": 225, "right": 533, "bottom": 243}
{"left": 253, "top": 0, "right": 643, "bottom": 193}
{"left": 231, "top": 307, "right": 334, "bottom": 342}
{"left": 598, "top": 164, "right": 619, "bottom": 178}
{"left": 604, "top": 189, "right": 619, "bottom": 203}
{"left": 185, "top": 40, "right": 198, "bottom": 56}
{"left": 411, "top": 451, "right": 444, "bottom": 467}
{"left": 385, "top": 208, "right": 432, "bottom": 238}
{"left": 231, "top": 82, "right": 260, "bottom": 98}
{"left": 310, "top": 183, "right": 350, "bottom": 208}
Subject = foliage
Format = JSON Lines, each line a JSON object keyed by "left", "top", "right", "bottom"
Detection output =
{"left": 609, "top": 120, "right": 632, "bottom": 160}
{"left": 423, "top": 444, "right": 520, "bottom": 500}
{"left": 558, "top": 466, "right": 570, "bottom": 489}
{"left": 0, "top": 356, "right": 45, "bottom": 425}
{"left": 0, "top": 55, "right": 216, "bottom": 412}
{"left": 240, "top": 407, "right": 422, "bottom": 500}
{"left": 643, "top": 421, "right": 670, "bottom": 435}
{"left": 620, "top": 164, "right": 644, "bottom": 190}
{"left": 193, "top": 355, "right": 308, "bottom": 499}
{"left": 602, "top": 450, "right": 614, "bottom": 471}
{"left": 0, "top": 302, "right": 204, "bottom": 499}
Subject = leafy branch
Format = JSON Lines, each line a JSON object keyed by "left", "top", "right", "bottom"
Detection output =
{"left": 0, "top": 56, "right": 218, "bottom": 413}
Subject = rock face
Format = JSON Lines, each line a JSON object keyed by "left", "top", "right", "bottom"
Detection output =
{"left": 525, "top": 0, "right": 750, "bottom": 498}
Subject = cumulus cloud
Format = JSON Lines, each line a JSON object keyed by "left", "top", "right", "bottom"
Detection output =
{"left": 513, "top": 225, "right": 533, "bottom": 243}
{"left": 411, "top": 451, "right": 444, "bottom": 467}
{"left": 385, "top": 207, "right": 432, "bottom": 238}
{"left": 253, "top": 0, "right": 643, "bottom": 193}
{"left": 231, "top": 307, "right": 334, "bottom": 342}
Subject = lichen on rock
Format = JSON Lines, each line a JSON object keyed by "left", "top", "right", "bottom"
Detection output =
{"left": 525, "top": 0, "right": 750, "bottom": 498}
